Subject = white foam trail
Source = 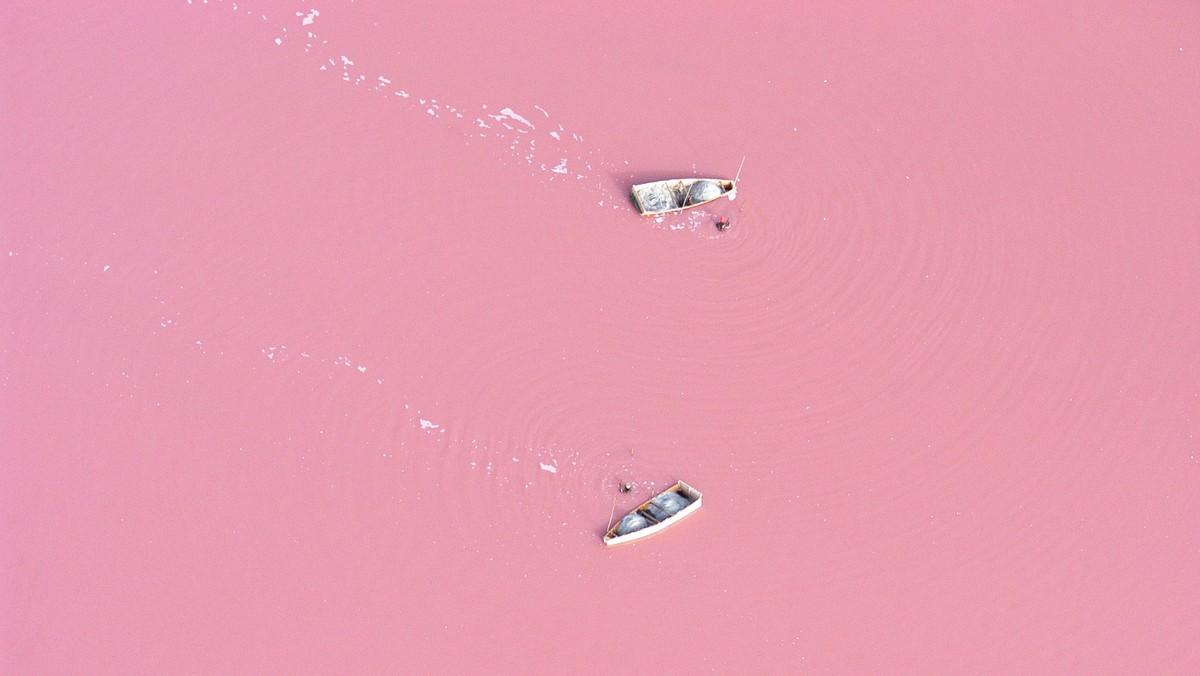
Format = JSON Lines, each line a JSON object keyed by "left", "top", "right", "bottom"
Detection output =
{"left": 498, "top": 107, "right": 535, "bottom": 129}
{"left": 187, "top": 0, "right": 629, "bottom": 206}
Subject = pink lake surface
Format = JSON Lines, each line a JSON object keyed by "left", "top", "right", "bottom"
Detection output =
{"left": 3, "top": 1, "right": 1199, "bottom": 672}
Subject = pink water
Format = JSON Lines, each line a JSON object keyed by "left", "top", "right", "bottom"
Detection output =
{"left": 4, "top": 1, "right": 1199, "bottom": 672}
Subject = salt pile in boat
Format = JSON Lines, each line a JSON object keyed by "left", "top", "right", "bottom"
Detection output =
{"left": 616, "top": 513, "right": 648, "bottom": 536}
{"left": 687, "top": 180, "right": 723, "bottom": 203}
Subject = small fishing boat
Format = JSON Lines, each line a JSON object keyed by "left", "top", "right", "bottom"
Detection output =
{"left": 631, "top": 178, "right": 736, "bottom": 215}
{"left": 630, "top": 158, "right": 744, "bottom": 216}
{"left": 603, "top": 481, "right": 703, "bottom": 546}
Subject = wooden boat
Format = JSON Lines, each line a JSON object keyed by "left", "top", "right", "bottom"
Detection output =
{"left": 630, "top": 158, "right": 744, "bottom": 216}
{"left": 603, "top": 481, "right": 703, "bottom": 546}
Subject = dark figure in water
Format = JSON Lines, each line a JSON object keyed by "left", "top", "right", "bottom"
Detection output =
{"left": 619, "top": 482, "right": 632, "bottom": 493}
{"left": 716, "top": 217, "right": 731, "bottom": 231}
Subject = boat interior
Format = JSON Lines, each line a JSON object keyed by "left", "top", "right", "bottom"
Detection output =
{"left": 609, "top": 487, "right": 697, "bottom": 537}
{"left": 634, "top": 180, "right": 732, "bottom": 213}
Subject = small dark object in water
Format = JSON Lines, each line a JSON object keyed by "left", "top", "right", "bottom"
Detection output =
{"left": 619, "top": 482, "right": 632, "bottom": 493}
{"left": 716, "top": 217, "right": 731, "bottom": 231}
